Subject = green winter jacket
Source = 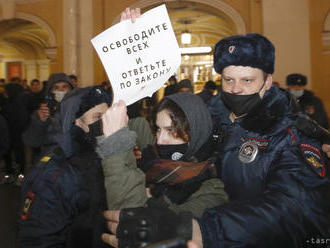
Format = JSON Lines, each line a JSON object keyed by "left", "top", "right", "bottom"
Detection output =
{"left": 96, "top": 126, "right": 228, "bottom": 218}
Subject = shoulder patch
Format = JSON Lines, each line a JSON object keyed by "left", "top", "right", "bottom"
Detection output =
{"left": 300, "top": 143, "right": 326, "bottom": 177}
{"left": 40, "top": 156, "right": 51, "bottom": 162}
{"left": 21, "top": 191, "right": 35, "bottom": 220}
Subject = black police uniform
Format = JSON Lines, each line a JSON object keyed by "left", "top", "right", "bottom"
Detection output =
{"left": 18, "top": 86, "right": 110, "bottom": 248}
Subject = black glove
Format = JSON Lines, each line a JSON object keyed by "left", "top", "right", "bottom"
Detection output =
{"left": 116, "top": 207, "right": 192, "bottom": 248}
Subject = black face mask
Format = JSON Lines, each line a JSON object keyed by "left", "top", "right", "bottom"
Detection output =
{"left": 88, "top": 119, "right": 103, "bottom": 137}
{"left": 221, "top": 82, "right": 265, "bottom": 116}
{"left": 156, "top": 143, "right": 188, "bottom": 161}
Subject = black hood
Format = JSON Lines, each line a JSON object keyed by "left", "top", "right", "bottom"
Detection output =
{"left": 166, "top": 92, "right": 213, "bottom": 160}
{"left": 55, "top": 86, "right": 111, "bottom": 156}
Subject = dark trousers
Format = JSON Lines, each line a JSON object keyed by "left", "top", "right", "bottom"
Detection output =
{"left": 3, "top": 141, "right": 25, "bottom": 174}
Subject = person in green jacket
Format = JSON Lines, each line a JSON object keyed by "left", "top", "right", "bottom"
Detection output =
{"left": 96, "top": 92, "right": 227, "bottom": 218}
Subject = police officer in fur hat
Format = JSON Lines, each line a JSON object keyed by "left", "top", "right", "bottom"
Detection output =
{"left": 287, "top": 73, "right": 329, "bottom": 129}
{"left": 101, "top": 28, "right": 330, "bottom": 248}
{"left": 18, "top": 86, "right": 111, "bottom": 248}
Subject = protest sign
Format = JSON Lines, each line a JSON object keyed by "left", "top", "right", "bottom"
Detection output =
{"left": 91, "top": 4, "right": 181, "bottom": 105}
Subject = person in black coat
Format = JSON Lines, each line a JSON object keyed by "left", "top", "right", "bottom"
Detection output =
{"left": 286, "top": 73, "right": 329, "bottom": 129}
{"left": 0, "top": 113, "right": 9, "bottom": 162}
{"left": 1, "top": 82, "right": 29, "bottom": 182}
{"left": 18, "top": 86, "right": 111, "bottom": 248}
{"left": 196, "top": 80, "right": 217, "bottom": 104}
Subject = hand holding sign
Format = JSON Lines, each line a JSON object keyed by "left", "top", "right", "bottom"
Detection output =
{"left": 102, "top": 100, "right": 128, "bottom": 137}
{"left": 91, "top": 5, "right": 181, "bottom": 105}
{"left": 121, "top": 8, "right": 140, "bottom": 23}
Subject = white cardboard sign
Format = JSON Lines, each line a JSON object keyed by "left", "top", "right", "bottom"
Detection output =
{"left": 91, "top": 4, "right": 181, "bottom": 105}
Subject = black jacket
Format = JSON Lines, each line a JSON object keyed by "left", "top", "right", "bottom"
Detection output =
{"left": 0, "top": 114, "right": 9, "bottom": 160}
{"left": 198, "top": 86, "right": 330, "bottom": 248}
{"left": 297, "top": 89, "right": 329, "bottom": 129}
{"left": 18, "top": 134, "right": 108, "bottom": 248}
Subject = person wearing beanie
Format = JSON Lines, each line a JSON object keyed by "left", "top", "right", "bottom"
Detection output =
{"left": 18, "top": 86, "right": 111, "bottom": 248}
{"left": 286, "top": 73, "right": 329, "bottom": 129}
{"left": 22, "top": 72, "right": 74, "bottom": 164}
{"left": 100, "top": 16, "right": 330, "bottom": 248}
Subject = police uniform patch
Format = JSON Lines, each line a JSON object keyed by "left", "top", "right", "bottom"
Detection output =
{"left": 21, "top": 191, "right": 35, "bottom": 220}
{"left": 300, "top": 143, "right": 326, "bottom": 177}
{"left": 248, "top": 137, "right": 269, "bottom": 149}
{"left": 40, "top": 156, "right": 51, "bottom": 162}
{"left": 239, "top": 141, "right": 258, "bottom": 163}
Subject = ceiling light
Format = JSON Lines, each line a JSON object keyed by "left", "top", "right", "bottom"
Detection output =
{"left": 181, "top": 31, "right": 191, "bottom": 45}
{"left": 180, "top": 46, "right": 212, "bottom": 54}
{"left": 184, "top": 55, "right": 190, "bottom": 60}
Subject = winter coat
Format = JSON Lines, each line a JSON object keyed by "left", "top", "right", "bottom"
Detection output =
{"left": 96, "top": 93, "right": 228, "bottom": 218}
{"left": 297, "top": 89, "right": 329, "bottom": 129}
{"left": 18, "top": 88, "right": 108, "bottom": 248}
{"left": 18, "top": 147, "right": 108, "bottom": 248}
{"left": 198, "top": 86, "right": 330, "bottom": 248}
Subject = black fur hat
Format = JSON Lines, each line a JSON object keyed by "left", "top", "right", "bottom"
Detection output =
{"left": 286, "top": 73, "right": 307, "bottom": 86}
{"left": 213, "top": 33, "right": 275, "bottom": 74}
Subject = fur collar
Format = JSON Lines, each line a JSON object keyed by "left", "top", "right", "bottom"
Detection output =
{"left": 236, "top": 86, "right": 296, "bottom": 134}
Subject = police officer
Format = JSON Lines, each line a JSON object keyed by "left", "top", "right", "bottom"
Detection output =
{"left": 287, "top": 73, "right": 329, "bottom": 129}
{"left": 102, "top": 32, "right": 330, "bottom": 248}
{"left": 18, "top": 86, "right": 110, "bottom": 248}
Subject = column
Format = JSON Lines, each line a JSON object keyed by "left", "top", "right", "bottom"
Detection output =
{"left": 262, "top": 0, "right": 311, "bottom": 87}
{"left": 37, "top": 59, "right": 50, "bottom": 82}
{"left": 63, "top": 0, "right": 78, "bottom": 75}
{"left": 24, "top": 60, "right": 37, "bottom": 82}
{"left": 77, "top": 0, "right": 94, "bottom": 86}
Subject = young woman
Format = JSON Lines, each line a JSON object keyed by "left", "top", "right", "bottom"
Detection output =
{"left": 96, "top": 93, "right": 227, "bottom": 218}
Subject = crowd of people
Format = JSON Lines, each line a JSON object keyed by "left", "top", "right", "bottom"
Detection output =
{"left": 1, "top": 7, "right": 330, "bottom": 248}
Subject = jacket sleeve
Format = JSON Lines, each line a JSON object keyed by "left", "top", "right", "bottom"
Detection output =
{"left": 198, "top": 143, "right": 330, "bottom": 248}
{"left": 168, "top": 178, "right": 228, "bottom": 218}
{"left": 22, "top": 112, "right": 48, "bottom": 147}
{"left": 96, "top": 127, "right": 148, "bottom": 210}
{"left": 18, "top": 165, "right": 87, "bottom": 248}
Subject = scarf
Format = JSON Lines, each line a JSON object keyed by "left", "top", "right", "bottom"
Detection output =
{"left": 139, "top": 145, "right": 217, "bottom": 205}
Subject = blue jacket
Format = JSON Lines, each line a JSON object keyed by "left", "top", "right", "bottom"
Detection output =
{"left": 18, "top": 142, "right": 108, "bottom": 248}
{"left": 199, "top": 86, "right": 330, "bottom": 247}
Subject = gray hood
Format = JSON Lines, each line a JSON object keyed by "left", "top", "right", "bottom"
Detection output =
{"left": 46, "top": 72, "right": 74, "bottom": 93}
{"left": 166, "top": 92, "right": 213, "bottom": 160}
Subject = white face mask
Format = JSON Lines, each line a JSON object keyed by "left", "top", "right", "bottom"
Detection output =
{"left": 53, "top": 91, "right": 66, "bottom": 102}
{"left": 290, "top": 89, "right": 304, "bottom": 98}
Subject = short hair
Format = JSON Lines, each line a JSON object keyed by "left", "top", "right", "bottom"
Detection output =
{"left": 204, "top": 80, "right": 217, "bottom": 90}
{"left": 69, "top": 74, "right": 78, "bottom": 81}
{"left": 155, "top": 98, "right": 190, "bottom": 142}
{"left": 31, "top": 79, "right": 40, "bottom": 85}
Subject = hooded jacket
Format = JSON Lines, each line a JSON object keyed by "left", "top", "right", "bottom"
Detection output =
{"left": 18, "top": 87, "right": 108, "bottom": 248}
{"left": 22, "top": 73, "right": 74, "bottom": 151}
{"left": 198, "top": 86, "right": 330, "bottom": 247}
{"left": 97, "top": 93, "right": 227, "bottom": 218}
{"left": 165, "top": 92, "right": 213, "bottom": 161}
